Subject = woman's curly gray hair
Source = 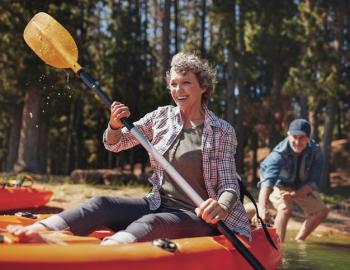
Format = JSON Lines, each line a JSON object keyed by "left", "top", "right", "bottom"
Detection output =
{"left": 166, "top": 52, "right": 216, "bottom": 104}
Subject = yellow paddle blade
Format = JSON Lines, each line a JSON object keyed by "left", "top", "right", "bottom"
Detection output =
{"left": 23, "top": 12, "right": 81, "bottom": 73}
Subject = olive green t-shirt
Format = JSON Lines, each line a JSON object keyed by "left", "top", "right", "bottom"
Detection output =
{"left": 160, "top": 124, "right": 208, "bottom": 211}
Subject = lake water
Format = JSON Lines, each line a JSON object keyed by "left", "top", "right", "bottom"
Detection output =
{"left": 278, "top": 230, "right": 350, "bottom": 269}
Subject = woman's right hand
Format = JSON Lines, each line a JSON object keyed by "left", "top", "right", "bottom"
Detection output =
{"left": 109, "top": 101, "right": 131, "bottom": 130}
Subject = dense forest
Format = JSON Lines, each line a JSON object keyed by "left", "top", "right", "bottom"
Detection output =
{"left": 0, "top": 0, "right": 349, "bottom": 191}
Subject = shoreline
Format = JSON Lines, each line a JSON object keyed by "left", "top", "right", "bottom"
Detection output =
{"left": 245, "top": 202, "right": 350, "bottom": 238}
{"left": 288, "top": 210, "right": 350, "bottom": 237}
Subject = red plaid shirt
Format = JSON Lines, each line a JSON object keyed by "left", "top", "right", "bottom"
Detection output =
{"left": 103, "top": 105, "right": 251, "bottom": 240}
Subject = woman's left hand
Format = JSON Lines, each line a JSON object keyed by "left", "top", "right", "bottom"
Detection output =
{"left": 195, "top": 198, "right": 229, "bottom": 224}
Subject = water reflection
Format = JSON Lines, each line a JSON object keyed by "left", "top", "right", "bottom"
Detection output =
{"left": 278, "top": 230, "right": 350, "bottom": 270}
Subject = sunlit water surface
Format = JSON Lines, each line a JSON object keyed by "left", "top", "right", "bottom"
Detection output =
{"left": 278, "top": 230, "right": 350, "bottom": 270}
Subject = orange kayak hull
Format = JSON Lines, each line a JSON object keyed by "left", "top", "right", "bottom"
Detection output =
{"left": 0, "top": 215, "right": 283, "bottom": 270}
{"left": 0, "top": 188, "right": 53, "bottom": 211}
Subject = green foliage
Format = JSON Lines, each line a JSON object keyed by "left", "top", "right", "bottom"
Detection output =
{"left": 282, "top": 1, "right": 349, "bottom": 102}
{"left": 0, "top": 0, "right": 349, "bottom": 179}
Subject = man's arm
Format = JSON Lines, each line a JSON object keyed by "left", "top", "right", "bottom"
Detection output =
{"left": 256, "top": 150, "right": 284, "bottom": 224}
{"left": 257, "top": 186, "right": 274, "bottom": 223}
{"left": 258, "top": 151, "right": 284, "bottom": 189}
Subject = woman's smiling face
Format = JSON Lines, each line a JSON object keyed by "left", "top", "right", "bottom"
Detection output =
{"left": 169, "top": 70, "right": 206, "bottom": 113}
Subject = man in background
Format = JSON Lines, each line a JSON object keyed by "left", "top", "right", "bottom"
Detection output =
{"left": 257, "top": 119, "right": 329, "bottom": 242}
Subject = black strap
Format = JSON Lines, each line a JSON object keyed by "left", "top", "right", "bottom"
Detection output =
{"left": 239, "top": 180, "right": 278, "bottom": 250}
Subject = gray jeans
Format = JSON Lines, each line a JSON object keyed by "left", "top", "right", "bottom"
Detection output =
{"left": 58, "top": 196, "right": 219, "bottom": 242}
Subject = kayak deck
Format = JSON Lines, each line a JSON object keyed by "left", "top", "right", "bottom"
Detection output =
{"left": 0, "top": 215, "right": 283, "bottom": 270}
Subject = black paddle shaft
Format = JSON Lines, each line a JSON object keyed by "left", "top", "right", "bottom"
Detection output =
{"left": 77, "top": 69, "right": 134, "bottom": 130}
{"left": 76, "top": 68, "right": 266, "bottom": 270}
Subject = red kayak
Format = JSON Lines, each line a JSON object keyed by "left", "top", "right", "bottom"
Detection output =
{"left": 0, "top": 187, "right": 53, "bottom": 211}
{"left": 0, "top": 176, "right": 52, "bottom": 211}
{"left": 0, "top": 215, "right": 283, "bottom": 270}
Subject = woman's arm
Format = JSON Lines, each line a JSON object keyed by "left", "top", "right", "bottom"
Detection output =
{"left": 103, "top": 104, "right": 156, "bottom": 153}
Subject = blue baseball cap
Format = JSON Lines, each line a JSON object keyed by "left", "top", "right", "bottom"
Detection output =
{"left": 288, "top": 119, "right": 311, "bottom": 137}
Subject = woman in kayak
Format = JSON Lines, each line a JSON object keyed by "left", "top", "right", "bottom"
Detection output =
{"left": 7, "top": 52, "right": 251, "bottom": 244}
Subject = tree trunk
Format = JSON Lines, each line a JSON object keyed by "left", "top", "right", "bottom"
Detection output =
{"left": 336, "top": 102, "right": 342, "bottom": 139}
{"left": 235, "top": 1, "right": 246, "bottom": 175}
{"left": 160, "top": 0, "right": 171, "bottom": 83}
{"left": 73, "top": 98, "right": 85, "bottom": 169}
{"left": 309, "top": 101, "right": 320, "bottom": 141}
{"left": 347, "top": 109, "right": 350, "bottom": 141}
{"left": 6, "top": 105, "right": 22, "bottom": 171}
{"left": 174, "top": 0, "right": 179, "bottom": 53}
{"left": 14, "top": 87, "right": 41, "bottom": 173}
{"left": 200, "top": 0, "right": 207, "bottom": 56}
{"left": 319, "top": 1, "right": 346, "bottom": 191}
{"left": 225, "top": 50, "right": 236, "bottom": 125}
{"left": 220, "top": 1, "right": 239, "bottom": 173}
{"left": 219, "top": 0, "right": 237, "bottom": 126}
{"left": 251, "top": 131, "right": 259, "bottom": 186}
{"left": 320, "top": 99, "right": 336, "bottom": 191}
{"left": 268, "top": 65, "right": 285, "bottom": 148}
{"left": 37, "top": 107, "right": 48, "bottom": 173}
{"left": 299, "top": 94, "right": 308, "bottom": 119}
{"left": 65, "top": 102, "right": 75, "bottom": 174}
